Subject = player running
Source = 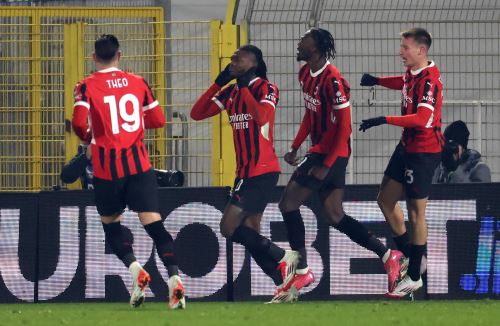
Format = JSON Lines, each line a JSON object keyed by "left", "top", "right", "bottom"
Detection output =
{"left": 279, "top": 27, "right": 405, "bottom": 297}
{"left": 191, "top": 45, "right": 298, "bottom": 303}
{"left": 359, "top": 27, "right": 444, "bottom": 298}
{"left": 72, "top": 34, "right": 185, "bottom": 309}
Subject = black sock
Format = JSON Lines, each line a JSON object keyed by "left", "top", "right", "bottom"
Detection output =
{"left": 282, "top": 210, "right": 307, "bottom": 269}
{"left": 249, "top": 250, "right": 282, "bottom": 286}
{"left": 296, "top": 248, "right": 308, "bottom": 271}
{"left": 102, "top": 222, "right": 136, "bottom": 267}
{"left": 408, "top": 244, "right": 426, "bottom": 281}
{"left": 144, "top": 220, "right": 179, "bottom": 277}
{"left": 393, "top": 232, "right": 411, "bottom": 257}
{"left": 334, "top": 215, "right": 388, "bottom": 259}
{"left": 231, "top": 225, "right": 285, "bottom": 262}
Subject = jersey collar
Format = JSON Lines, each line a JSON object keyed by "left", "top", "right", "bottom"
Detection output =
{"left": 410, "top": 61, "right": 435, "bottom": 76}
{"left": 236, "top": 77, "right": 260, "bottom": 90}
{"left": 310, "top": 60, "right": 330, "bottom": 77}
{"left": 249, "top": 77, "right": 260, "bottom": 86}
{"left": 97, "top": 67, "right": 122, "bottom": 73}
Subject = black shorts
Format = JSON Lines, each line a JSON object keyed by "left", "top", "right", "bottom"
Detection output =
{"left": 290, "top": 153, "right": 348, "bottom": 191}
{"left": 93, "top": 168, "right": 159, "bottom": 216}
{"left": 229, "top": 172, "right": 279, "bottom": 214}
{"left": 384, "top": 143, "right": 441, "bottom": 199}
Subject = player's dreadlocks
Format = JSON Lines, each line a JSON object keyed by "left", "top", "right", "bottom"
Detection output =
{"left": 239, "top": 44, "right": 268, "bottom": 80}
{"left": 309, "top": 27, "right": 336, "bottom": 60}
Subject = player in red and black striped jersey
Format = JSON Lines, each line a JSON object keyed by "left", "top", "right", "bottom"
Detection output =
{"left": 191, "top": 45, "right": 298, "bottom": 303}
{"left": 73, "top": 72, "right": 161, "bottom": 180}
{"left": 71, "top": 34, "right": 185, "bottom": 309}
{"left": 360, "top": 28, "right": 444, "bottom": 298}
{"left": 210, "top": 69, "right": 281, "bottom": 180}
{"left": 279, "top": 28, "right": 405, "bottom": 297}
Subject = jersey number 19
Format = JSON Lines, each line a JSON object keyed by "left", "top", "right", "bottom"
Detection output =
{"left": 104, "top": 94, "right": 141, "bottom": 134}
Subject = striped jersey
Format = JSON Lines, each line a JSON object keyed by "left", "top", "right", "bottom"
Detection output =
{"left": 212, "top": 77, "right": 281, "bottom": 179}
{"left": 73, "top": 67, "right": 160, "bottom": 180}
{"left": 293, "top": 61, "right": 352, "bottom": 159}
{"left": 400, "top": 61, "right": 444, "bottom": 153}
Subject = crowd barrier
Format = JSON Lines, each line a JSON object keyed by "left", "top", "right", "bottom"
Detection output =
{"left": 1, "top": 184, "right": 499, "bottom": 302}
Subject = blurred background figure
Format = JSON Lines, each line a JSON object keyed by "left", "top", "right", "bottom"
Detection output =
{"left": 60, "top": 143, "right": 93, "bottom": 189}
{"left": 60, "top": 144, "right": 184, "bottom": 189}
{"left": 433, "top": 120, "right": 491, "bottom": 183}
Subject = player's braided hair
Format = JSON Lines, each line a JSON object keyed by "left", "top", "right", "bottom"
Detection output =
{"left": 309, "top": 27, "right": 336, "bottom": 60}
{"left": 239, "top": 44, "right": 268, "bottom": 80}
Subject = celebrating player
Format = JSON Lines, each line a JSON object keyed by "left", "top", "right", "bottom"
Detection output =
{"left": 359, "top": 27, "right": 444, "bottom": 297}
{"left": 279, "top": 28, "right": 405, "bottom": 297}
{"left": 191, "top": 45, "right": 299, "bottom": 303}
{"left": 72, "top": 34, "right": 185, "bottom": 309}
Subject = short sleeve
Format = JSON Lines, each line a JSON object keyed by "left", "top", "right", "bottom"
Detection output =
{"left": 73, "top": 82, "right": 90, "bottom": 109}
{"left": 258, "top": 82, "right": 279, "bottom": 109}
{"left": 327, "top": 75, "right": 351, "bottom": 110}
{"left": 417, "top": 77, "right": 441, "bottom": 112}
{"left": 141, "top": 78, "right": 159, "bottom": 111}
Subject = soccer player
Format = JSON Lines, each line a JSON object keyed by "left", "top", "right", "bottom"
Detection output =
{"left": 359, "top": 27, "right": 443, "bottom": 297}
{"left": 72, "top": 34, "right": 185, "bottom": 309}
{"left": 279, "top": 28, "right": 405, "bottom": 296}
{"left": 191, "top": 45, "right": 298, "bottom": 303}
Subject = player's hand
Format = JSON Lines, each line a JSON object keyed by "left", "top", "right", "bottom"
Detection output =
{"left": 359, "top": 116, "right": 387, "bottom": 132}
{"left": 284, "top": 149, "right": 299, "bottom": 166}
{"left": 360, "top": 73, "right": 379, "bottom": 86}
{"left": 237, "top": 67, "right": 256, "bottom": 88}
{"left": 309, "top": 165, "right": 329, "bottom": 181}
{"left": 215, "top": 64, "right": 233, "bottom": 87}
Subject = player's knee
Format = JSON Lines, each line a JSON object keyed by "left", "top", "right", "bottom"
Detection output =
{"left": 278, "top": 198, "right": 287, "bottom": 212}
{"left": 219, "top": 219, "right": 234, "bottom": 239}
{"left": 408, "top": 212, "right": 425, "bottom": 226}
{"left": 377, "top": 193, "right": 394, "bottom": 211}
{"left": 408, "top": 215, "right": 418, "bottom": 226}
{"left": 279, "top": 197, "right": 296, "bottom": 213}
{"left": 219, "top": 218, "right": 235, "bottom": 239}
{"left": 138, "top": 211, "right": 161, "bottom": 225}
{"left": 376, "top": 193, "right": 385, "bottom": 208}
{"left": 324, "top": 209, "right": 344, "bottom": 225}
{"left": 243, "top": 217, "right": 260, "bottom": 233}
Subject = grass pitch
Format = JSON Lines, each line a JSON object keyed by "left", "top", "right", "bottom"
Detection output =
{"left": 1, "top": 300, "right": 499, "bottom": 326}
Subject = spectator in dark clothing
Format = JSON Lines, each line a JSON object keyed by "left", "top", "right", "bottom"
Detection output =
{"left": 433, "top": 120, "right": 491, "bottom": 183}
{"left": 60, "top": 144, "right": 93, "bottom": 189}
